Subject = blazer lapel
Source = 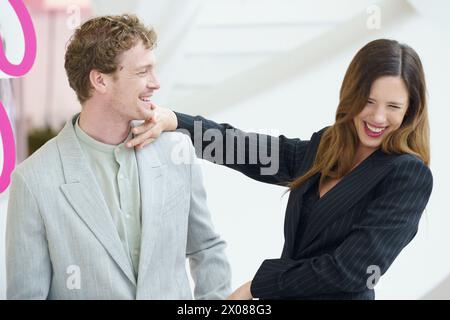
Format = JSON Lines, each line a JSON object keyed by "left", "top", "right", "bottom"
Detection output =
{"left": 56, "top": 117, "right": 137, "bottom": 286}
{"left": 134, "top": 142, "right": 167, "bottom": 280}
{"left": 297, "top": 149, "right": 399, "bottom": 253}
{"left": 283, "top": 130, "right": 323, "bottom": 256}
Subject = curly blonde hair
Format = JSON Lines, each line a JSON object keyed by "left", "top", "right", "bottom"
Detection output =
{"left": 64, "top": 14, "right": 157, "bottom": 104}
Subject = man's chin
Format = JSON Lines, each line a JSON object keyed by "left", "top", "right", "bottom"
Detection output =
{"left": 137, "top": 104, "right": 153, "bottom": 118}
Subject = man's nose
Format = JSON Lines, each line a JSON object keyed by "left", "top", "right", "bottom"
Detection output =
{"left": 148, "top": 74, "right": 160, "bottom": 90}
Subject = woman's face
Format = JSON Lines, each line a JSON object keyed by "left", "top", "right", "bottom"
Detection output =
{"left": 353, "top": 76, "right": 409, "bottom": 153}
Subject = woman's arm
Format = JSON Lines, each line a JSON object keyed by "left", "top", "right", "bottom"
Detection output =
{"left": 128, "top": 105, "right": 312, "bottom": 186}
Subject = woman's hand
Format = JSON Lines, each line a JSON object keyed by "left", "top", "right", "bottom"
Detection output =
{"left": 226, "top": 281, "right": 253, "bottom": 300}
{"left": 126, "top": 103, "right": 178, "bottom": 150}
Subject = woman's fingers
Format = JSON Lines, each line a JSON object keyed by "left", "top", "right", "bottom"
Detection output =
{"left": 126, "top": 104, "right": 176, "bottom": 149}
{"left": 127, "top": 122, "right": 162, "bottom": 148}
{"left": 128, "top": 129, "right": 153, "bottom": 147}
{"left": 132, "top": 118, "right": 155, "bottom": 135}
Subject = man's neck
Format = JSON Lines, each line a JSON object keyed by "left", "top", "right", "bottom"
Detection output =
{"left": 78, "top": 102, "right": 131, "bottom": 145}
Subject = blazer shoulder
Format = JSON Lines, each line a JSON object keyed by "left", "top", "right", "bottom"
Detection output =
{"left": 142, "top": 131, "right": 193, "bottom": 166}
{"left": 10, "top": 137, "right": 63, "bottom": 197}
{"left": 316, "top": 126, "right": 331, "bottom": 137}
{"left": 309, "top": 125, "right": 331, "bottom": 147}
{"left": 392, "top": 152, "right": 431, "bottom": 172}
{"left": 387, "top": 152, "right": 433, "bottom": 186}
{"left": 150, "top": 131, "right": 192, "bottom": 154}
{"left": 157, "top": 131, "right": 190, "bottom": 146}
{"left": 304, "top": 125, "right": 331, "bottom": 153}
{"left": 13, "top": 137, "right": 60, "bottom": 178}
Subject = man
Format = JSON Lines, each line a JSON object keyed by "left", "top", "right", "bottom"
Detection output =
{"left": 6, "top": 14, "right": 231, "bottom": 299}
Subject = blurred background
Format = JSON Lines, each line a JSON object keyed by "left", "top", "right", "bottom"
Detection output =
{"left": 1, "top": 0, "right": 450, "bottom": 299}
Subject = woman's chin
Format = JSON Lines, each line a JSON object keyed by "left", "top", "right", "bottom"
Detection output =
{"left": 359, "top": 139, "right": 381, "bottom": 150}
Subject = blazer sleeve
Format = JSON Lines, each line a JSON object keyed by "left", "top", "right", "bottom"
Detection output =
{"left": 6, "top": 171, "right": 52, "bottom": 299}
{"left": 184, "top": 135, "right": 232, "bottom": 299}
{"left": 175, "top": 112, "right": 312, "bottom": 186}
{"left": 250, "top": 157, "right": 433, "bottom": 298}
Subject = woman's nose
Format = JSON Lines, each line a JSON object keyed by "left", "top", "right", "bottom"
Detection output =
{"left": 372, "top": 105, "right": 387, "bottom": 124}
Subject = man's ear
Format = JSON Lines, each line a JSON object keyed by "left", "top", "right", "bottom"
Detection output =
{"left": 89, "top": 69, "right": 109, "bottom": 94}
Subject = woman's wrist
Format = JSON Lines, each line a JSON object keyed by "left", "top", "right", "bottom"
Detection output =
{"left": 166, "top": 109, "right": 178, "bottom": 131}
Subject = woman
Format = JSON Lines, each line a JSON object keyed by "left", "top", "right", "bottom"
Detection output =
{"left": 127, "top": 39, "right": 433, "bottom": 299}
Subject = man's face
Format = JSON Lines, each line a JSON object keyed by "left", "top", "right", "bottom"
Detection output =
{"left": 106, "top": 41, "right": 160, "bottom": 121}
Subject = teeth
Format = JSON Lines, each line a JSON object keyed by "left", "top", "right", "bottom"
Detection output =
{"left": 366, "top": 122, "right": 386, "bottom": 133}
{"left": 140, "top": 97, "right": 151, "bottom": 102}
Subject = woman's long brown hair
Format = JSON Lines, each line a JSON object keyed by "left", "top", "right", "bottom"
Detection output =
{"left": 289, "top": 39, "right": 430, "bottom": 190}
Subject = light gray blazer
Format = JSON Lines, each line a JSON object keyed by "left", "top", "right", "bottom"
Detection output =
{"left": 6, "top": 115, "right": 231, "bottom": 299}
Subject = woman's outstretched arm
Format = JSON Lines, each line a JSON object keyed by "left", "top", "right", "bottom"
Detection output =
{"left": 128, "top": 105, "right": 312, "bottom": 186}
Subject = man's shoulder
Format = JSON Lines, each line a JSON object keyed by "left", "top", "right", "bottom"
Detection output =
{"left": 136, "top": 131, "right": 194, "bottom": 167}
{"left": 147, "top": 131, "right": 192, "bottom": 157}
{"left": 154, "top": 131, "right": 191, "bottom": 148}
{"left": 13, "top": 135, "right": 61, "bottom": 181}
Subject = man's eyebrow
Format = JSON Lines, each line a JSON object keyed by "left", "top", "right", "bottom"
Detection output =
{"left": 134, "top": 64, "right": 153, "bottom": 70}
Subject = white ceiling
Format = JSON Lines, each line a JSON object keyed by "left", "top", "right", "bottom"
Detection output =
{"left": 88, "top": 0, "right": 424, "bottom": 114}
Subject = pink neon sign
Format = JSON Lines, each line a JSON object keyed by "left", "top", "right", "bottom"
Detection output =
{"left": 0, "top": 0, "right": 37, "bottom": 192}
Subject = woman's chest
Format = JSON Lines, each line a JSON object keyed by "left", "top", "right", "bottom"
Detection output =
{"left": 319, "top": 178, "right": 342, "bottom": 199}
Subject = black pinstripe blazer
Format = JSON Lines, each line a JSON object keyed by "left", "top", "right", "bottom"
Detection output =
{"left": 176, "top": 112, "right": 433, "bottom": 300}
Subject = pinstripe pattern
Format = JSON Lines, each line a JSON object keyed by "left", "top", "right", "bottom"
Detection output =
{"left": 176, "top": 112, "right": 433, "bottom": 300}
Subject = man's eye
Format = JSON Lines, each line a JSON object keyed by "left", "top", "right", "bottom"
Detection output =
{"left": 389, "top": 105, "right": 401, "bottom": 109}
{"left": 137, "top": 71, "right": 147, "bottom": 75}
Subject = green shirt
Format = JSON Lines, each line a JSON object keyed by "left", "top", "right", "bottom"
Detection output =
{"left": 75, "top": 118, "right": 142, "bottom": 278}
